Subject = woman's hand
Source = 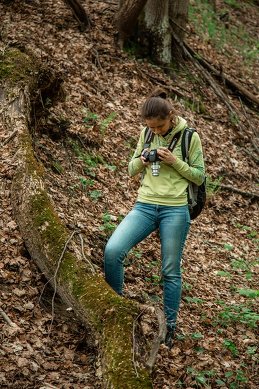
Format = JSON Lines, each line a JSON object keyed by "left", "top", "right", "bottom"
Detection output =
{"left": 140, "top": 149, "right": 150, "bottom": 166}
{"left": 157, "top": 147, "right": 176, "bottom": 164}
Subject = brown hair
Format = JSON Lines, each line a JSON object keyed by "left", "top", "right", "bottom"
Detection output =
{"left": 141, "top": 88, "right": 173, "bottom": 120}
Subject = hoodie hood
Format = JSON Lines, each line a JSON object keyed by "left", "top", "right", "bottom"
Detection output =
{"left": 172, "top": 116, "right": 187, "bottom": 135}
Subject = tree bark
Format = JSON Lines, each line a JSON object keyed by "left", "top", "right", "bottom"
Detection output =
{"left": 142, "top": 0, "right": 172, "bottom": 65}
{"left": 116, "top": 0, "right": 148, "bottom": 43}
{"left": 64, "top": 0, "right": 91, "bottom": 30}
{"left": 116, "top": 0, "right": 189, "bottom": 66}
{"left": 1, "top": 48, "right": 153, "bottom": 389}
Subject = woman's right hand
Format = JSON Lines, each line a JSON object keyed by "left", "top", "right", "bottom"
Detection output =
{"left": 141, "top": 149, "right": 150, "bottom": 166}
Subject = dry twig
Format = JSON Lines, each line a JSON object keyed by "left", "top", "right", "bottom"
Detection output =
{"left": 48, "top": 230, "right": 77, "bottom": 333}
{"left": 219, "top": 184, "right": 259, "bottom": 200}
{"left": 0, "top": 129, "right": 18, "bottom": 148}
{"left": 79, "top": 233, "right": 96, "bottom": 274}
{"left": 0, "top": 305, "right": 17, "bottom": 327}
{"left": 132, "top": 306, "right": 149, "bottom": 378}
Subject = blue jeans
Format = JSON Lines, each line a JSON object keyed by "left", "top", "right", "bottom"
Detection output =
{"left": 104, "top": 202, "right": 190, "bottom": 327}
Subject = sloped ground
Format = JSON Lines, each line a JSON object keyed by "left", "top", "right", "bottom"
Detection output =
{"left": 0, "top": 0, "right": 258, "bottom": 388}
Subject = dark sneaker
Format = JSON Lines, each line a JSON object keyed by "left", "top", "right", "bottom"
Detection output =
{"left": 165, "top": 326, "right": 175, "bottom": 349}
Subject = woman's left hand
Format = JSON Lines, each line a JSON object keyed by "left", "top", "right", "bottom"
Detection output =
{"left": 157, "top": 147, "right": 176, "bottom": 164}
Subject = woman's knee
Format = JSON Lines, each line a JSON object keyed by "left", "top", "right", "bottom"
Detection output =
{"left": 104, "top": 240, "right": 125, "bottom": 264}
{"left": 162, "top": 263, "right": 181, "bottom": 279}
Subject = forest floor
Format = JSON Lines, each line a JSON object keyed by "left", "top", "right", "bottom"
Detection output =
{"left": 0, "top": 0, "right": 258, "bottom": 388}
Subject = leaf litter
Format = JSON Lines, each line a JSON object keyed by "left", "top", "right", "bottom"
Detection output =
{"left": 0, "top": 0, "right": 258, "bottom": 388}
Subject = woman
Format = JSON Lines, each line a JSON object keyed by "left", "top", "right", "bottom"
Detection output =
{"left": 104, "top": 89, "right": 205, "bottom": 348}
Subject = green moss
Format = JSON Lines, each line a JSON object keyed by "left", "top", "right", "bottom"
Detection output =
{"left": 27, "top": 188, "right": 152, "bottom": 388}
{"left": 102, "top": 310, "right": 152, "bottom": 388}
{"left": 7, "top": 49, "right": 152, "bottom": 389}
{"left": 0, "top": 48, "right": 37, "bottom": 86}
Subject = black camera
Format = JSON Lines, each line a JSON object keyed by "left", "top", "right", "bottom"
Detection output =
{"left": 142, "top": 149, "right": 160, "bottom": 162}
{"left": 142, "top": 149, "right": 161, "bottom": 176}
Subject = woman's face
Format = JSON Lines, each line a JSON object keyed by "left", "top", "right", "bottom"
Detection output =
{"left": 145, "top": 116, "right": 172, "bottom": 136}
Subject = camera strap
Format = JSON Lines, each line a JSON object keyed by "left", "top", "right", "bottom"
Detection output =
{"left": 143, "top": 127, "right": 154, "bottom": 149}
{"left": 135, "top": 127, "right": 181, "bottom": 159}
{"left": 167, "top": 131, "right": 181, "bottom": 152}
{"left": 143, "top": 127, "right": 181, "bottom": 151}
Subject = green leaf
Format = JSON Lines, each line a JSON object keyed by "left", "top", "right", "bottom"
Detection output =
{"left": 237, "top": 288, "right": 259, "bottom": 298}
{"left": 195, "top": 375, "right": 207, "bottom": 384}
{"left": 216, "top": 379, "right": 226, "bottom": 386}
{"left": 216, "top": 270, "right": 232, "bottom": 277}
{"left": 224, "top": 243, "right": 234, "bottom": 250}
{"left": 191, "top": 332, "right": 204, "bottom": 339}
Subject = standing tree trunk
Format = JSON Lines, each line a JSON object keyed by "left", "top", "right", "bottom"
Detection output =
{"left": 141, "top": 0, "right": 172, "bottom": 65}
{"left": 116, "top": 0, "right": 148, "bottom": 46}
{"left": 116, "top": 0, "right": 189, "bottom": 66}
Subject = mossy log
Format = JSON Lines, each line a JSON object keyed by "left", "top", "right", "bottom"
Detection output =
{"left": 0, "top": 48, "right": 153, "bottom": 389}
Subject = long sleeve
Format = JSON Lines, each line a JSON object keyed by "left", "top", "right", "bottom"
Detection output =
{"left": 128, "top": 130, "right": 146, "bottom": 177}
{"left": 171, "top": 132, "right": 205, "bottom": 185}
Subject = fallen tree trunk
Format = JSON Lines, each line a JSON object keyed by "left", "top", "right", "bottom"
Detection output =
{"left": 1, "top": 48, "right": 153, "bottom": 389}
{"left": 184, "top": 41, "right": 259, "bottom": 109}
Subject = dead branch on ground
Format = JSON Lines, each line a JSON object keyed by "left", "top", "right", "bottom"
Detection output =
{"left": 184, "top": 42, "right": 259, "bottom": 109}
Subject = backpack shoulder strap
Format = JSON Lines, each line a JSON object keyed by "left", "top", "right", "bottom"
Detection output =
{"left": 181, "top": 127, "right": 196, "bottom": 162}
{"left": 143, "top": 127, "right": 154, "bottom": 149}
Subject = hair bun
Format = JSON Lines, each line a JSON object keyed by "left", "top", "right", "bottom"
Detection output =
{"left": 149, "top": 88, "right": 167, "bottom": 100}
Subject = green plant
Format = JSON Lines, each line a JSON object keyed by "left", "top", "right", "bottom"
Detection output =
{"left": 100, "top": 112, "right": 117, "bottom": 134}
{"left": 246, "top": 345, "right": 257, "bottom": 356}
{"left": 230, "top": 257, "right": 254, "bottom": 280}
{"left": 186, "top": 367, "right": 215, "bottom": 386}
{"left": 82, "top": 109, "right": 116, "bottom": 135}
{"left": 223, "top": 243, "right": 233, "bottom": 251}
{"left": 183, "top": 97, "right": 207, "bottom": 115}
{"left": 145, "top": 274, "right": 161, "bottom": 286}
{"left": 69, "top": 139, "right": 107, "bottom": 176}
{"left": 99, "top": 212, "right": 117, "bottom": 234}
{"left": 234, "top": 223, "right": 258, "bottom": 241}
{"left": 146, "top": 260, "right": 159, "bottom": 269}
{"left": 205, "top": 175, "right": 223, "bottom": 198}
{"left": 224, "top": 0, "right": 241, "bottom": 9}
{"left": 191, "top": 332, "right": 204, "bottom": 340}
{"left": 131, "top": 249, "right": 142, "bottom": 259}
{"left": 224, "top": 369, "right": 248, "bottom": 388}
{"left": 216, "top": 270, "right": 232, "bottom": 278}
{"left": 189, "top": 0, "right": 258, "bottom": 64}
{"left": 51, "top": 161, "right": 63, "bottom": 174}
{"left": 82, "top": 110, "right": 98, "bottom": 126}
{"left": 223, "top": 339, "right": 239, "bottom": 357}
{"left": 182, "top": 282, "right": 192, "bottom": 291}
{"left": 237, "top": 288, "right": 259, "bottom": 299}
{"left": 79, "top": 177, "right": 95, "bottom": 190}
{"left": 89, "top": 190, "right": 102, "bottom": 201}
{"left": 185, "top": 296, "right": 205, "bottom": 304}
{"left": 216, "top": 303, "right": 259, "bottom": 328}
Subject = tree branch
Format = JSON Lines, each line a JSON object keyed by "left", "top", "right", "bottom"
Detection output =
{"left": 0, "top": 305, "right": 18, "bottom": 328}
{"left": 219, "top": 184, "right": 259, "bottom": 200}
{"left": 64, "top": 0, "right": 91, "bottom": 30}
{"left": 184, "top": 41, "right": 259, "bottom": 109}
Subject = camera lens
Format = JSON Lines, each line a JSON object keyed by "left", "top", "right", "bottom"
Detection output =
{"left": 151, "top": 161, "right": 160, "bottom": 176}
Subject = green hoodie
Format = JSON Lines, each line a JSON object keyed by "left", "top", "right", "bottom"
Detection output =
{"left": 128, "top": 116, "right": 205, "bottom": 206}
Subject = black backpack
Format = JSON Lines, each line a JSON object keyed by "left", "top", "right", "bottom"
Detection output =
{"left": 181, "top": 128, "right": 206, "bottom": 220}
{"left": 144, "top": 127, "right": 206, "bottom": 220}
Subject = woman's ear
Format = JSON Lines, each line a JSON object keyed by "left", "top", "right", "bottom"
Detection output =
{"left": 169, "top": 111, "right": 174, "bottom": 121}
